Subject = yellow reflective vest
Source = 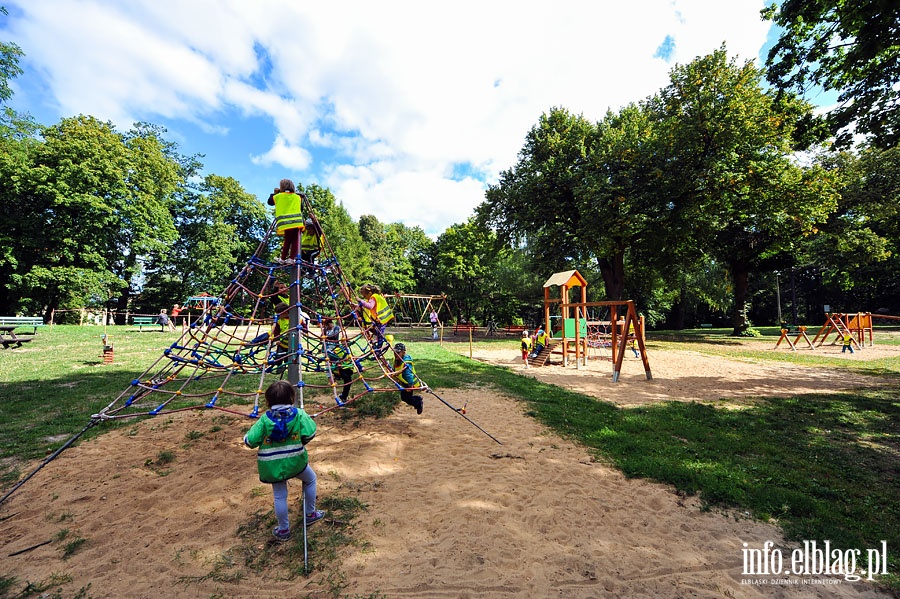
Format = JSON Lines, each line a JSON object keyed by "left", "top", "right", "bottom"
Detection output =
{"left": 362, "top": 293, "right": 394, "bottom": 325}
{"left": 273, "top": 192, "right": 305, "bottom": 235}
{"left": 301, "top": 229, "right": 323, "bottom": 252}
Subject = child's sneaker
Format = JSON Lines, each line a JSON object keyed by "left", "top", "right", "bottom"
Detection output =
{"left": 305, "top": 510, "right": 325, "bottom": 525}
{"left": 272, "top": 527, "right": 291, "bottom": 542}
{"left": 414, "top": 396, "right": 424, "bottom": 415}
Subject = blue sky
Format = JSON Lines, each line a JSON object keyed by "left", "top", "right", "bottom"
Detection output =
{"left": 2, "top": 1, "right": 797, "bottom": 237}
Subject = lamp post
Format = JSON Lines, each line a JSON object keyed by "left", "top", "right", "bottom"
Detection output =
{"left": 775, "top": 272, "right": 782, "bottom": 325}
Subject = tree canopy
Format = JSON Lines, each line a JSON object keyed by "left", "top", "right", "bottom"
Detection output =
{"left": 1, "top": 19, "right": 898, "bottom": 330}
{"left": 763, "top": 0, "right": 900, "bottom": 148}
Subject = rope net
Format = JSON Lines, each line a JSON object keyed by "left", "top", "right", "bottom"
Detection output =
{"left": 94, "top": 207, "right": 423, "bottom": 423}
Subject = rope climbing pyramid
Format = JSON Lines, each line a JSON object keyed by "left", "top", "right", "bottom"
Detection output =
{"left": 94, "top": 200, "right": 420, "bottom": 423}
{"left": 1, "top": 195, "right": 500, "bottom": 506}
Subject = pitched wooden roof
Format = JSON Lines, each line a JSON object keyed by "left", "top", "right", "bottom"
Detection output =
{"left": 542, "top": 270, "right": 588, "bottom": 289}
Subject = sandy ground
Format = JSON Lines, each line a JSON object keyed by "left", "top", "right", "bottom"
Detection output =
{"left": 1, "top": 342, "right": 898, "bottom": 598}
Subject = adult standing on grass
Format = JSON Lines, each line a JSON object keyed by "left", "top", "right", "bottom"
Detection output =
{"left": 429, "top": 308, "right": 440, "bottom": 340}
{"left": 267, "top": 179, "right": 305, "bottom": 264}
{"left": 170, "top": 303, "right": 183, "bottom": 329}
{"left": 243, "top": 380, "right": 323, "bottom": 542}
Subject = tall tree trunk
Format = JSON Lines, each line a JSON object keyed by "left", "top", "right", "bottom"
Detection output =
{"left": 116, "top": 291, "right": 131, "bottom": 325}
{"left": 597, "top": 251, "right": 626, "bottom": 300}
{"left": 670, "top": 297, "right": 686, "bottom": 330}
{"left": 731, "top": 265, "right": 750, "bottom": 336}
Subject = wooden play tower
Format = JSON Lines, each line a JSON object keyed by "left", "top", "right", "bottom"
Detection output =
{"left": 541, "top": 270, "right": 652, "bottom": 382}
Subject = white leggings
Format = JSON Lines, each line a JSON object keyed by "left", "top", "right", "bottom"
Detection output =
{"left": 271, "top": 465, "right": 317, "bottom": 531}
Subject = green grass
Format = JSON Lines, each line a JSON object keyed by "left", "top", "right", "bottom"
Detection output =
{"left": 2, "top": 325, "right": 899, "bottom": 592}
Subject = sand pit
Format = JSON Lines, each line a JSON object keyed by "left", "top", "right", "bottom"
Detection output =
{"left": 1, "top": 343, "right": 897, "bottom": 598}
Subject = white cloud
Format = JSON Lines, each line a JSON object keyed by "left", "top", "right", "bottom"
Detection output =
{"left": 250, "top": 135, "right": 312, "bottom": 170}
{"left": 3, "top": 0, "right": 774, "bottom": 235}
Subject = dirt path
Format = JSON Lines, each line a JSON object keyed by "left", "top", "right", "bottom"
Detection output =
{"left": 1, "top": 344, "right": 896, "bottom": 597}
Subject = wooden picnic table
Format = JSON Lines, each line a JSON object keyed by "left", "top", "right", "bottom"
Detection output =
{"left": 0, "top": 325, "right": 33, "bottom": 349}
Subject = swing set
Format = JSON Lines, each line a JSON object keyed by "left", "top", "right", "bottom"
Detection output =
{"left": 385, "top": 294, "right": 452, "bottom": 327}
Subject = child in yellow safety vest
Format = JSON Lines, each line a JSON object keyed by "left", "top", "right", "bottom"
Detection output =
{"left": 300, "top": 219, "right": 324, "bottom": 262}
{"left": 529, "top": 328, "right": 549, "bottom": 359}
{"left": 520, "top": 330, "right": 532, "bottom": 368}
{"left": 391, "top": 343, "right": 424, "bottom": 414}
{"left": 842, "top": 333, "right": 855, "bottom": 354}
{"left": 267, "top": 179, "right": 305, "bottom": 264}
{"left": 357, "top": 283, "right": 394, "bottom": 353}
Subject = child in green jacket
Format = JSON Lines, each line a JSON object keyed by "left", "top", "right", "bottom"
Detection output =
{"left": 244, "top": 381, "right": 323, "bottom": 541}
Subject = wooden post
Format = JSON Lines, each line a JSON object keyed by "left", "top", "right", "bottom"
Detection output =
{"left": 609, "top": 305, "right": 618, "bottom": 368}
{"left": 574, "top": 311, "right": 581, "bottom": 370}
{"left": 633, "top": 304, "right": 652, "bottom": 380}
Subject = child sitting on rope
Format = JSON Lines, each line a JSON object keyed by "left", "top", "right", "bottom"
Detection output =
{"left": 243, "top": 380, "right": 323, "bottom": 542}
{"left": 391, "top": 342, "right": 424, "bottom": 414}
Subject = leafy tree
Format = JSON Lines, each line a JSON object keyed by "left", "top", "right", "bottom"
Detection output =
{"left": 357, "top": 215, "right": 429, "bottom": 293}
{"left": 358, "top": 214, "right": 391, "bottom": 288}
{"left": 0, "top": 7, "right": 23, "bottom": 106}
{"left": 487, "top": 244, "right": 545, "bottom": 327}
{"left": 5, "top": 116, "right": 187, "bottom": 318}
{"left": 300, "top": 183, "right": 371, "bottom": 287}
{"left": 652, "top": 47, "right": 840, "bottom": 334}
{"left": 763, "top": 0, "right": 900, "bottom": 148}
{"left": 14, "top": 116, "right": 132, "bottom": 318}
{"left": 383, "top": 222, "right": 429, "bottom": 293}
{"left": 142, "top": 173, "right": 268, "bottom": 307}
{"left": 577, "top": 102, "right": 666, "bottom": 300}
{"left": 432, "top": 218, "right": 502, "bottom": 323}
{"left": 479, "top": 109, "right": 596, "bottom": 285}
{"left": 0, "top": 113, "right": 38, "bottom": 314}
{"left": 807, "top": 146, "right": 900, "bottom": 312}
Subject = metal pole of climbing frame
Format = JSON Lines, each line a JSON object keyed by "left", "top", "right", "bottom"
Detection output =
{"left": 289, "top": 264, "right": 301, "bottom": 406}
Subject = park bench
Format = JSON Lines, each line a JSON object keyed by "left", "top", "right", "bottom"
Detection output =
{"left": 0, "top": 316, "right": 45, "bottom": 334}
{"left": 453, "top": 323, "right": 477, "bottom": 336}
{"left": 0, "top": 316, "right": 43, "bottom": 349}
{"left": 133, "top": 316, "right": 163, "bottom": 331}
{"left": 504, "top": 324, "right": 527, "bottom": 336}
{"left": 699, "top": 323, "right": 713, "bottom": 329}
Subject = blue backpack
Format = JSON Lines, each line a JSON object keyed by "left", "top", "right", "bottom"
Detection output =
{"left": 266, "top": 407, "right": 298, "bottom": 443}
